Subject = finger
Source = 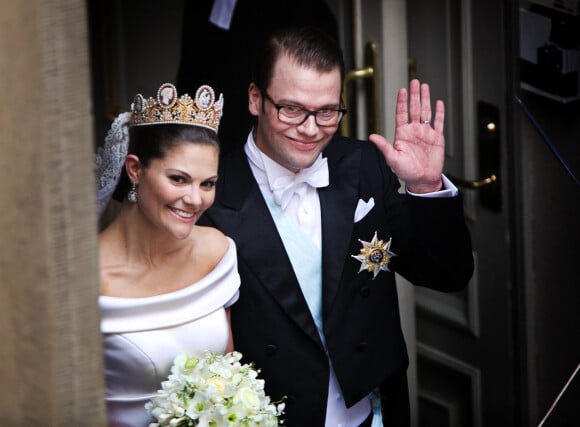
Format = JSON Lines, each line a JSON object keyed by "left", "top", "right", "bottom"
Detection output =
{"left": 408, "top": 79, "right": 421, "bottom": 123}
{"left": 395, "top": 87, "right": 408, "bottom": 128}
{"left": 420, "top": 83, "right": 432, "bottom": 124}
{"left": 369, "top": 133, "right": 394, "bottom": 162}
{"left": 433, "top": 99, "right": 445, "bottom": 133}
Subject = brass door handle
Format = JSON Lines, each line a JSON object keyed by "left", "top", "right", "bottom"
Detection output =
{"left": 446, "top": 174, "right": 497, "bottom": 189}
{"left": 340, "top": 41, "right": 380, "bottom": 137}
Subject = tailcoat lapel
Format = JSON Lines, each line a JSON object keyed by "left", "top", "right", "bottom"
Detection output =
{"left": 206, "top": 151, "right": 322, "bottom": 346}
{"left": 319, "top": 140, "right": 361, "bottom": 319}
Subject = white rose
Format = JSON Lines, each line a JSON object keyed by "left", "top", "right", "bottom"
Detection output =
{"left": 206, "top": 376, "right": 228, "bottom": 396}
{"left": 234, "top": 387, "right": 261, "bottom": 411}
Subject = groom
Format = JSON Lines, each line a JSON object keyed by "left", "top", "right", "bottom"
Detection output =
{"left": 200, "top": 26, "right": 473, "bottom": 426}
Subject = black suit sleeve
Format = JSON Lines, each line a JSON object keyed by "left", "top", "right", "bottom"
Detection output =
{"left": 357, "top": 139, "right": 474, "bottom": 291}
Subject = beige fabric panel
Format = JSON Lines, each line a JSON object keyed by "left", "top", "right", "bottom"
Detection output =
{"left": 0, "top": 0, "right": 105, "bottom": 425}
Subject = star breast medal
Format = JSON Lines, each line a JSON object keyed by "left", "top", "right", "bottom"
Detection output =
{"left": 352, "top": 231, "right": 396, "bottom": 279}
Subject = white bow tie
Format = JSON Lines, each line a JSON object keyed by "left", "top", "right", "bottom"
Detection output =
{"left": 270, "top": 157, "right": 329, "bottom": 210}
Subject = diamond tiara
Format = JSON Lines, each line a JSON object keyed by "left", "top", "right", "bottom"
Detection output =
{"left": 130, "top": 83, "right": 224, "bottom": 132}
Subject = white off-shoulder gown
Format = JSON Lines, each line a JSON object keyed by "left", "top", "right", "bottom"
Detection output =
{"left": 100, "top": 238, "right": 240, "bottom": 427}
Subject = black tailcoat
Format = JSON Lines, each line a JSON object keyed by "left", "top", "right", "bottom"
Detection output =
{"left": 199, "top": 135, "right": 474, "bottom": 426}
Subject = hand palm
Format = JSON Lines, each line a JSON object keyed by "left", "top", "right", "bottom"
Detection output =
{"left": 369, "top": 79, "right": 445, "bottom": 193}
{"left": 390, "top": 119, "right": 444, "bottom": 185}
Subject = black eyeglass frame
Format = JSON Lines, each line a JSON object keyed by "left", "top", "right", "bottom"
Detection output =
{"left": 262, "top": 91, "right": 347, "bottom": 127}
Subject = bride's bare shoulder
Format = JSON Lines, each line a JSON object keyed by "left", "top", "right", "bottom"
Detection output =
{"left": 193, "top": 225, "right": 231, "bottom": 261}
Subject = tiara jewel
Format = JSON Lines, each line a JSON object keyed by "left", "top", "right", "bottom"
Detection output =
{"left": 130, "top": 83, "right": 224, "bottom": 132}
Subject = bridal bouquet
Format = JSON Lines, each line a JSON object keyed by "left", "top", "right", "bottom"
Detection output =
{"left": 145, "top": 351, "right": 285, "bottom": 427}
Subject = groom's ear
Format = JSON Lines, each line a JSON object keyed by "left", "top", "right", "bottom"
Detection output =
{"left": 248, "top": 83, "right": 262, "bottom": 117}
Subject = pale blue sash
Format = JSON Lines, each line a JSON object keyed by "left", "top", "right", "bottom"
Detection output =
{"left": 263, "top": 195, "right": 323, "bottom": 331}
{"left": 371, "top": 389, "right": 383, "bottom": 427}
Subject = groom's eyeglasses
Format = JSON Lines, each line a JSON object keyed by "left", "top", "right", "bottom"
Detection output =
{"left": 262, "top": 91, "right": 347, "bottom": 127}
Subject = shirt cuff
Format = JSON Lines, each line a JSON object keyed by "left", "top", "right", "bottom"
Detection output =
{"left": 406, "top": 174, "right": 458, "bottom": 198}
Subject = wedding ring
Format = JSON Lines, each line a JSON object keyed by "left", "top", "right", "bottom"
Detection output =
{"left": 422, "top": 120, "right": 431, "bottom": 124}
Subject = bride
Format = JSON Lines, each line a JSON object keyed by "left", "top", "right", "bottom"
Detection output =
{"left": 96, "top": 83, "right": 240, "bottom": 426}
